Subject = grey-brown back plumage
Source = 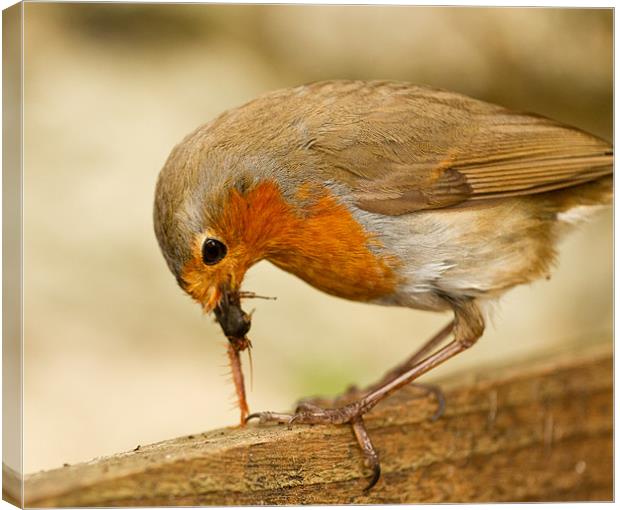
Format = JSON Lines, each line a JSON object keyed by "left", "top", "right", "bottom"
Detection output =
{"left": 268, "top": 81, "right": 612, "bottom": 215}
{"left": 153, "top": 80, "right": 613, "bottom": 282}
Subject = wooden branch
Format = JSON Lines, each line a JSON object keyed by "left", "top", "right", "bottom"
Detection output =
{"left": 22, "top": 341, "right": 612, "bottom": 506}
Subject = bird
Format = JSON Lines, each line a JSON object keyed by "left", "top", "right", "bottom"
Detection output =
{"left": 153, "top": 80, "right": 612, "bottom": 490}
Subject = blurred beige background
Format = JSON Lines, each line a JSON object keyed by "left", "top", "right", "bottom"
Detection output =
{"left": 22, "top": 4, "right": 612, "bottom": 474}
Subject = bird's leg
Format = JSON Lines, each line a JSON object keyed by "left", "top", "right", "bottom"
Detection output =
{"left": 368, "top": 320, "right": 454, "bottom": 391}
{"left": 247, "top": 301, "right": 484, "bottom": 490}
{"left": 294, "top": 320, "right": 454, "bottom": 416}
{"left": 362, "top": 320, "right": 454, "bottom": 419}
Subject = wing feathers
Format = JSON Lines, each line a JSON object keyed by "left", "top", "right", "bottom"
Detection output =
{"left": 316, "top": 87, "right": 613, "bottom": 214}
{"left": 301, "top": 82, "right": 612, "bottom": 215}
{"left": 468, "top": 175, "right": 610, "bottom": 200}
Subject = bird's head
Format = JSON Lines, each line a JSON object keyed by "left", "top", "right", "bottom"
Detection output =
{"left": 152, "top": 134, "right": 276, "bottom": 340}
{"left": 154, "top": 116, "right": 400, "bottom": 337}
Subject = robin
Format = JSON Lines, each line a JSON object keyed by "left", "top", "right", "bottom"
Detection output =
{"left": 153, "top": 80, "right": 612, "bottom": 490}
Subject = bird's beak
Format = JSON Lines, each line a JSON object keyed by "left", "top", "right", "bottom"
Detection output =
{"left": 213, "top": 284, "right": 252, "bottom": 341}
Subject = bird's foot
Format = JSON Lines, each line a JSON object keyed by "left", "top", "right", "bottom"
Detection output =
{"left": 246, "top": 400, "right": 365, "bottom": 426}
{"left": 247, "top": 400, "right": 380, "bottom": 490}
{"left": 292, "top": 381, "right": 445, "bottom": 422}
{"left": 246, "top": 381, "right": 445, "bottom": 491}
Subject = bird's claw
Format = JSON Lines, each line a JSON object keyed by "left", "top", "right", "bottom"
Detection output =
{"left": 246, "top": 401, "right": 380, "bottom": 490}
{"left": 245, "top": 411, "right": 295, "bottom": 425}
{"left": 246, "top": 402, "right": 360, "bottom": 426}
{"left": 246, "top": 387, "right": 444, "bottom": 492}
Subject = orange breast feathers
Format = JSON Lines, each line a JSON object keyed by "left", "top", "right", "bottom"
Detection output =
{"left": 182, "top": 181, "right": 400, "bottom": 306}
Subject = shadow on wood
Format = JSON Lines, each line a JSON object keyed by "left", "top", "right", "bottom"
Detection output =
{"left": 20, "top": 340, "right": 612, "bottom": 506}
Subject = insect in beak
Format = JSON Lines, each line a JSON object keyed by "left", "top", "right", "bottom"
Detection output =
{"left": 213, "top": 285, "right": 253, "bottom": 424}
{"left": 213, "top": 285, "right": 252, "bottom": 340}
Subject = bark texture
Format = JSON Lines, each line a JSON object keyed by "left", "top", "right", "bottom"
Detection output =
{"left": 22, "top": 341, "right": 612, "bottom": 506}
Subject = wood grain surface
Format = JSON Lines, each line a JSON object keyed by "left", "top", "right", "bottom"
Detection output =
{"left": 21, "top": 340, "right": 612, "bottom": 506}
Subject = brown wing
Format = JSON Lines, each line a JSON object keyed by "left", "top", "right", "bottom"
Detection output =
{"left": 305, "top": 82, "right": 612, "bottom": 215}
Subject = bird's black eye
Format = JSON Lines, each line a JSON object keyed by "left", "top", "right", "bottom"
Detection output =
{"left": 202, "top": 238, "right": 227, "bottom": 265}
